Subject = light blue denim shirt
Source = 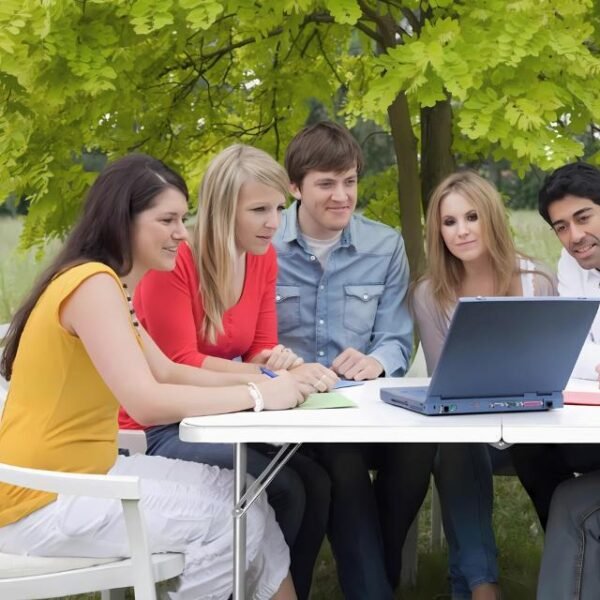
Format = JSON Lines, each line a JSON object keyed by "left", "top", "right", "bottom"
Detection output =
{"left": 273, "top": 202, "right": 413, "bottom": 376}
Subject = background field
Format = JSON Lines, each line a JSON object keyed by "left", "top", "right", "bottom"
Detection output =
{"left": 0, "top": 211, "right": 563, "bottom": 599}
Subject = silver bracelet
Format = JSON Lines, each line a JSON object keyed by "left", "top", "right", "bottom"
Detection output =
{"left": 247, "top": 382, "right": 264, "bottom": 412}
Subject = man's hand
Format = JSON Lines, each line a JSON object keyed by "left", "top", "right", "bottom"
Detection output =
{"left": 331, "top": 348, "right": 384, "bottom": 381}
{"left": 253, "top": 344, "right": 304, "bottom": 370}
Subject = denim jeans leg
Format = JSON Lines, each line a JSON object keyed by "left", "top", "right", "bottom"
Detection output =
{"left": 314, "top": 443, "right": 395, "bottom": 600}
{"left": 538, "top": 470, "right": 600, "bottom": 600}
{"left": 434, "top": 443, "right": 498, "bottom": 597}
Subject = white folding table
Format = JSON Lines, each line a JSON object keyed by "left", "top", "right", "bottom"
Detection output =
{"left": 502, "top": 378, "right": 600, "bottom": 444}
{"left": 180, "top": 377, "right": 504, "bottom": 599}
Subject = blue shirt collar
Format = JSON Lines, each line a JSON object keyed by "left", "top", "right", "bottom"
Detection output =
{"left": 283, "top": 201, "right": 357, "bottom": 249}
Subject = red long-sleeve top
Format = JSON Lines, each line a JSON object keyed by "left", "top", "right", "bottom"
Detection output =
{"left": 118, "top": 242, "right": 278, "bottom": 429}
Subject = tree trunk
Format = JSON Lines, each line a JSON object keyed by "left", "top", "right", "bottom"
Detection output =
{"left": 373, "top": 13, "right": 426, "bottom": 280}
{"left": 420, "top": 96, "right": 455, "bottom": 214}
{"left": 387, "top": 91, "right": 425, "bottom": 279}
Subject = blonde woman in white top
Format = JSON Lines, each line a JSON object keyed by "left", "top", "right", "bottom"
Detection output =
{"left": 412, "top": 170, "right": 556, "bottom": 600}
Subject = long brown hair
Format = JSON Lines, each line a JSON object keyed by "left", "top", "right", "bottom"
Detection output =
{"left": 1, "top": 154, "right": 188, "bottom": 380}
{"left": 420, "top": 170, "right": 518, "bottom": 315}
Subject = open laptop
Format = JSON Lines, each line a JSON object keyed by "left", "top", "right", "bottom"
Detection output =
{"left": 381, "top": 297, "right": 600, "bottom": 415}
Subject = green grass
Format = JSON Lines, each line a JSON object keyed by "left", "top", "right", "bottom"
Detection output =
{"left": 0, "top": 218, "right": 58, "bottom": 324}
{"left": 0, "top": 211, "right": 555, "bottom": 599}
{"left": 509, "top": 209, "right": 562, "bottom": 268}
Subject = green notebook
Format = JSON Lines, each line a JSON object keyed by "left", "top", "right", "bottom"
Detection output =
{"left": 295, "top": 392, "right": 357, "bottom": 410}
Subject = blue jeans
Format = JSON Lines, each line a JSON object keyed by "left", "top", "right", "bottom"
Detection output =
{"left": 312, "top": 442, "right": 436, "bottom": 600}
{"left": 435, "top": 444, "right": 498, "bottom": 599}
{"left": 145, "top": 423, "right": 331, "bottom": 600}
{"left": 538, "top": 469, "right": 600, "bottom": 600}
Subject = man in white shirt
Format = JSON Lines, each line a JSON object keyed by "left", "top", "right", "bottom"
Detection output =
{"left": 512, "top": 162, "right": 600, "bottom": 600}
{"left": 555, "top": 250, "right": 600, "bottom": 379}
{"left": 543, "top": 161, "right": 600, "bottom": 379}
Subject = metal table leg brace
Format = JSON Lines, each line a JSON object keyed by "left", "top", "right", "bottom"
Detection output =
{"left": 232, "top": 442, "right": 302, "bottom": 600}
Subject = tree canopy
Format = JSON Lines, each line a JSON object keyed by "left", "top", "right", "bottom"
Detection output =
{"left": 1, "top": 0, "right": 599, "bottom": 275}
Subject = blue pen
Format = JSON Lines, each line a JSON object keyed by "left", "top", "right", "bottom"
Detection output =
{"left": 260, "top": 366, "right": 278, "bottom": 378}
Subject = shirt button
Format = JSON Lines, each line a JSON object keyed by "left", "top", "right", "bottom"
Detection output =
{"left": 363, "top": 294, "right": 369, "bottom": 300}
{"left": 318, "top": 350, "right": 325, "bottom": 357}
{"left": 319, "top": 319, "right": 324, "bottom": 325}
{"left": 320, "top": 285, "right": 325, "bottom": 290}
{"left": 309, "top": 255, "right": 316, "bottom": 261}
{"left": 275, "top": 295, "right": 281, "bottom": 302}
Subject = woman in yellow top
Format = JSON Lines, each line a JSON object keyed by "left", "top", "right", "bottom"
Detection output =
{"left": 0, "top": 153, "right": 315, "bottom": 600}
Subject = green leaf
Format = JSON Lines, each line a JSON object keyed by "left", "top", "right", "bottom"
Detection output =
{"left": 326, "top": 0, "right": 361, "bottom": 25}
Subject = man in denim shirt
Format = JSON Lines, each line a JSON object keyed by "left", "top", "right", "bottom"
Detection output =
{"left": 273, "top": 122, "right": 435, "bottom": 599}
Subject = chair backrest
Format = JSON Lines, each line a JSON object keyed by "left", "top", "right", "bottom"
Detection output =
{"left": 118, "top": 429, "right": 148, "bottom": 455}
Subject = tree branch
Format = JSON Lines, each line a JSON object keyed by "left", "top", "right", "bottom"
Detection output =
{"left": 354, "top": 20, "right": 384, "bottom": 46}
{"left": 316, "top": 31, "right": 345, "bottom": 86}
{"left": 401, "top": 7, "right": 421, "bottom": 34}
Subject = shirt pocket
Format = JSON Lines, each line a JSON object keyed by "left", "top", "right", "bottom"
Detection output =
{"left": 276, "top": 285, "right": 301, "bottom": 335}
{"left": 343, "top": 284, "right": 385, "bottom": 335}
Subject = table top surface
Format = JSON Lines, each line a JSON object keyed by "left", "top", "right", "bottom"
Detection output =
{"left": 501, "top": 378, "right": 600, "bottom": 443}
{"left": 180, "top": 377, "right": 504, "bottom": 444}
{"left": 180, "top": 377, "right": 600, "bottom": 445}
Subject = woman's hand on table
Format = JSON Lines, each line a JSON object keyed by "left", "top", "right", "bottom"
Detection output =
{"left": 254, "top": 344, "right": 304, "bottom": 370}
{"left": 257, "top": 370, "right": 311, "bottom": 409}
{"left": 290, "top": 363, "right": 339, "bottom": 393}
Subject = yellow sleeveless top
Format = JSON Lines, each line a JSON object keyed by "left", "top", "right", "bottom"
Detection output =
{"left": 0, "top": 262, "right": 132, "bottom": 526}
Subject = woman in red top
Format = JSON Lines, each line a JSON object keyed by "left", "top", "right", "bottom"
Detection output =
{"left": 119, "top": 144, "right": 337, "bottom": 600}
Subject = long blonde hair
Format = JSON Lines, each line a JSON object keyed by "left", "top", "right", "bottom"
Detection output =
{"left": 421, "top": 170, "right": 518, "bottom": 315}
{"left": 193, "top": 144, "right": 289, "bottom": 344}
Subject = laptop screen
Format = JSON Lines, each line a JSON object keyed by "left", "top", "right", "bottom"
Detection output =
{"left": 428, "top": 297, "right": 600, "bottom": 400}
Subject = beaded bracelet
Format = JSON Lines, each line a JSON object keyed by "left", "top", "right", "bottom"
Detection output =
{"left": 247, "top": 382, "right": 264, "bottom": 412}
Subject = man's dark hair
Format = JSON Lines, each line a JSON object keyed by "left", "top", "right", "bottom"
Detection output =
{"left": 285, "top": 121, "right": 364, "bottom": 187}
{"left": 539, "top": 162, "right": 600, "bottom": 225}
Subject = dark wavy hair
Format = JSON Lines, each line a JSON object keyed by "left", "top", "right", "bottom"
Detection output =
{"left": 0, "top": 153, "right": 188, "bottom": 380}
{"left": 539, "top": 162, "right": 600, "bottom": 225}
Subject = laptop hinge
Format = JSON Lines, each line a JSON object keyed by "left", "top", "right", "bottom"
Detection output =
{"left": 432, "top": 392, "right": 559, "bottom": 402}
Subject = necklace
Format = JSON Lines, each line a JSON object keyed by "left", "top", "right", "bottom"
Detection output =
{"left": 121, "top": 281, "right": 140, "bottom": 328}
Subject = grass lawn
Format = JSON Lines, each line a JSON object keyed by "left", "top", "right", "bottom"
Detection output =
{"left": 0, "top": 211, "right": 560, "bottom": 599}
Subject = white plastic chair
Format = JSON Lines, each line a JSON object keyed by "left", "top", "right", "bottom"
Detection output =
{"left": 0, "top": 324, "right": 184, "bottom": 599}
{"left": 118, "top": 428, "right": 148, "bottom": 455}
{"left": 0, "top": 464, "right": 184, "bottom": 599}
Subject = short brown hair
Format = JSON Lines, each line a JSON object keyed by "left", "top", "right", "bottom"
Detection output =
{"left": 285, "top": 121, "right": 364, "bottom": 187}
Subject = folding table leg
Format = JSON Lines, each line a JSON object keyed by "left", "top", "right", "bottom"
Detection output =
{"left": 231, "top": 442, "right": 301, "bottom": 600}
{"left": 233, "top": 442, "right": 247, "bottom": 600}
